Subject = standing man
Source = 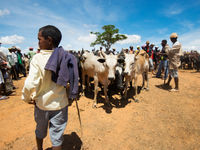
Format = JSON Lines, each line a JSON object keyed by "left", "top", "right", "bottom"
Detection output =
{"left": 156, "top": 40, "right": 170, "bottom": 83}
{"left": 17, "top": 49, "right": 26, "bottom": 77}
{"left": 7, "top": 48, "right": 18, "bottom": 80}
{"left": 11, "top": 47, "right": 20, "bottom": 78}
{"left": 153, "top": 46, "right": 160, "bottom": 71}
{"left": 22, "top": 25, "right": 78, "bottom": 150}
{"left": 134, "top": 46, "right": 140, "bottom": 55}
{"left": 27, "top": 47, "right": 36, "bottom": 62}
{"left": 144, "top": 41, "right": 150, "bottom": 52}
{"left": 148, "top": 43, "right": 155, "bottom": 74}
{"left": 129, "top": 46, "right": 134, "bottom": 54}
{"left": 165, "top": 33, "right": 182, "bottom": 92}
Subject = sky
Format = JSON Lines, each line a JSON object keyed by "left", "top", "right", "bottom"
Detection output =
{"left": 0, "top": 0, "right": 200, "bottom": 54}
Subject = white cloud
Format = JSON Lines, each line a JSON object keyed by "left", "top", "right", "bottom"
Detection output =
{"left": 0, "top": 9, "right": 10, "bottom": 17}
{"left": 117, "top": 34, "right": 141, "bottom": 44}
{"left": 75, "top": 33, "right": 141, "bottom": 51}
{"left": 164, "top": 4, "right": 184, "bottom": 16}
{"left": 74, "top": 33, "right": 142, "bottom": 51}
{"left": 170, "top": 9, "right": 183, "bottom": 15}
{"left": 0, "top": 35, "right": 25, "bottom": 44}
{"left": 179, "top": 20, "right": 194, "bottom": 30}
{"left": 78, "top": 34, "right": 96, "bottom": 43}
{"left": 83, "top": 24, "right": 98, "bottom": 29}
{"left": 180, "top": 28, "right": 200, "bottom": 52}
{"left": 0, "top": 46, "right": 9, "bottom": 55}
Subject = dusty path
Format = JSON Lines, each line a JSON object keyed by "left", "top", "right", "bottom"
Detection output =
{"left": 0, "top": 70, "right": 200, "bottom": 150}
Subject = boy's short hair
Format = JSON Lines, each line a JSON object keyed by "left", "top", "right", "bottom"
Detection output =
{"left": 39, "top": 25, "right": 62, "bottom": 47}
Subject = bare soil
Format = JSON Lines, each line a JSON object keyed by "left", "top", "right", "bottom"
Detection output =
{"left": 0, "top": 70, "right": 200, "bottom": 150}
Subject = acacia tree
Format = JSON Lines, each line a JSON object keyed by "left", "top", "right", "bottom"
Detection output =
{"left": 90, "top": 25, "right": 127, "bottom": 50}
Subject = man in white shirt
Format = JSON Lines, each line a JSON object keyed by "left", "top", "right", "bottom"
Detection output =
{"left": 22, "top": 25, "right": 69, "bottom": 150}
{"left": 9, "top": 47, "right": 19, "bottom": 78}
{"left": 165, "top": 33, "right": 182, "bottom": 92}
{"left": 7, "top": 48, "right": 18, "bottom": 80}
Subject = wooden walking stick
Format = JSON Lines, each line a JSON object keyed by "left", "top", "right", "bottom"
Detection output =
{"left": 75, "top": 98, "right": 83, "bottom": 137}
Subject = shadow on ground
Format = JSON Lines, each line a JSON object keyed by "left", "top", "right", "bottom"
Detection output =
{"left": 155, "top": 84, "right": 172, "bottom": 91}
{"left": 46, "top": 132, "right": 82, "bottom": 150}
{"left": 79, "top": 82, "right": 143, "bottom": 113}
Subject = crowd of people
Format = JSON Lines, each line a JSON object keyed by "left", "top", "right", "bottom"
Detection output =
{"left": 180, "top": 50, "right": 200, "bottom": 71}
{"left": 0, "top": 44, "right": 38, "bottom": 100}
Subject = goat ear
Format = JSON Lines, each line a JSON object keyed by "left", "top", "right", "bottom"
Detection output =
{"left": 97, "top": 58, "right": 106, "bottom": 63}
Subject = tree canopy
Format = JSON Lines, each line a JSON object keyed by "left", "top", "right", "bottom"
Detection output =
{"left": 90, "top": 25, "right": 127, "bottom": 50}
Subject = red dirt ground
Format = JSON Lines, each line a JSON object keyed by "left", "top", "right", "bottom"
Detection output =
{"left": 0, "top": 70, "right": 200, "bottom": 150}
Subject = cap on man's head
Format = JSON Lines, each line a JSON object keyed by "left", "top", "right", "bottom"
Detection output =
{"left": 170, "top": 33, "right": 178, "bottom": 38}
{"left": 29, "top": 47, "right": 33, "bottom": 50}
{"left": 146, "top": 41, "right": 150, "bottom": 44}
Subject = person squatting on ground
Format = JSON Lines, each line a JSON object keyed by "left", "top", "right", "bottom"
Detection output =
{"left": 165, "top": 33, "right": 182, "bottom": 92}
{"left": 22, "top": 25, "right": 79, "bottom": 150}
{"left": 156, "top": 40, "right": 170, "bottom": 83}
